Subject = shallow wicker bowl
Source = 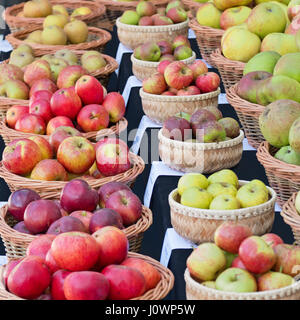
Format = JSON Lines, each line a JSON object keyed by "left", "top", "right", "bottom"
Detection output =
{"left": 169, "top": 180, "right": 277, "bottom": 244}
{"left": 159, "top": 129, "right": 244, "bottom": 173}
{"left": 131, "top": 51, "right": 196, "bottom": 81}
{"left": 116, "top": 18, "right": 189, "bottom": 50}
{"left": 189, "top": 19, "right": 224, "bottom": 68}
{"left": 6, "top": 26, "right": 112, "bottom": 56}
{"left": 0, "top": 251, "right": 174, "bottom": 300}
{"left": 257, "top": 141, "right": 300, "bottom": 208}
{"left": 0, "top": 204, "right": 152, "bottom": 259}
{"left": 226, "top": 84, "right": 265, "bottom": 149}
{"left": 0, "top": 152, "right": 145, "bottom": 199}
{"left": 5, "top": 0, "right": 106, "bottom": 33}
{"left": 140, "top": 87, "right": 220, "bottom": 124}
{"left": 184, "top": 269, "right": 300, "bottom": 300}
{"left": 210, "top": 49, "right": 245, "bottom": 92}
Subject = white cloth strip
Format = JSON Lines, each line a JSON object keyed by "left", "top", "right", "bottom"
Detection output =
{"left": 122, "top": 75, "right": 142, "bottom": 105}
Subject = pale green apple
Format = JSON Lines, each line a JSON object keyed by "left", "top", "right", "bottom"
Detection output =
{"left": 43, "top": 14, "right": 69, "bottom": 29}
{"left": 243, "top": 51, "right": 281, "bottom": 75}
{"left": 55, "top": 49, "right": 78, "bottom": 65}
{"left": 201, "top": 281, "right": 216, "bottom": 289}
{"left": 274, "top": 145, "right": 300, "bottom": 165}
{"left": 9, "top": 51, "right": 34, "bottom": 69}
{"left": 221, "top": 24, "right": 248, "bottom": 48}
{"left": 273, "top": 52, "right": 300, "bottom": 83}
{"left": 175, "top": 112, "right": 192, "bottom": 122}
{"left": 209, "top": 194, "right": 241, "bottom": 210}
{"left": 49, "top": 58, "right": 69, "bottom": 81}
{"left": 295, "top": 191, "right": 300, "bottom": 214}
{"left": 180, "top": 187, "right": 213, "bottom": 209}
{"left": 208, "top": 169, "right": 239, "bottom": 188}
{"left": 178, "top": 173, "right": 209, "bottom": 195}
{"left": 236, "top": 183, "right": 269, "bottom": 208}
{"left": 0, "top": 80, "right": 29, "bottom": 99}
{"left": 11, "top": 44, "right": 33, "bottom": 56}
{"left": 220, "top": 6, "right": 252, "bottom": 30}
{"left": 207, "top": 182, "right": 237, "bottom": 197}
{"left": 261, "top": 33, "right": 298, "bottom": 56}
{"left": 120, "top": 10, "right": 140, "bottom": 25}
{"left": 196, "top": 3, "right": 222, "bottom": 28}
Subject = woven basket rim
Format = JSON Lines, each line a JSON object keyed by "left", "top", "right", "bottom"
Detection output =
{"left": 210, "top": 48, "right": 246, "bottom": 69}
{"left": 158, "top": 128, "right": 244, "bottom": 151}
{"left": 189, "top": 18, "right": 225, "bottom": 36}
{"left": 130, "top": 51, "right": 196, "bottom": 68}
{"left": 168, "top": 181, "right": 277, "bottom": 219}
{"left": 116, "top": 17, "right": 189, "bottom": 33}
{"left": 184, "top": 269, "right": 300, "bottom": 299}
{"left": 140, "top": 87, "right": 220, "bottom": 102}
{"left": 280, "top": 192, "right": 300, "bottom": 230}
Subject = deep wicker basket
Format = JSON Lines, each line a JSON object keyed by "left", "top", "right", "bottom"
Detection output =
{"left": 116, "top": 18, "right": 189, "bottom": 50}
{"left": 0, "top": 152, "right": 145, "bottom": 199}
{"left": 0, "top": 251, "right": 174, "bottom": 300}
{"left": 226, "top": 84, "right": 265, "bottom": 149}
{"left": 0, "top": 204, "right": 152, "bottom": 259}
{"left": 158, "top": 128, "right": 244, "bottom": 173}
{"left": 169, "top": 180, "right": 277, "bottom": 244}
{"left": 5, "top": 26, "right": 112, "bottom": 55}
{"left": 131, "top": 51, "right": 196, "bottom": 82}
{"left": 184, "top": 269, "right": 300, "bottom": 300}
{"left": 4, "top": 0, "right": 106, "bottom": 32}
{"left": 210, "top": 48, "right": 245, "bottom": 92}
{"left": 257, "top": 141, "right": 300, "bottom": 208}
{"left": 189, "top": 19, "right": 224, "bottom": 67}
{"left": 139, "top": 87, "right": 220, "bottom": 124}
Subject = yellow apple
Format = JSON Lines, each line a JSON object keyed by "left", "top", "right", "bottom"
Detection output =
{"left": 52, "top": 4, "right": 69, "bottom": 17}
{"left": 236, "top": 183, "right": 269, "bottom": 208}
{"left": 208, "top": 169, "right": 239, "bottom": 188}
{"left": 177, "top": 173, "right": 209, "bottom": 195}
{"left": 64, "top": 20, "right": 88, "bottom": 44}
{"left": 43, "top": 14, "right": 69, "bottom": 29}
{"left": 209, "top": 194, "right": 241, "bottom": 210}
{"left": 207, "top": 182, "right": 237, "bottom": 197}
{"left": 196, "top": 3, "right": 222, "bottom": 28}
{"left": 180, "top": 187, "right": 213, "bottom": 209}
{"left": 71, "top": 7, "right": 92, "bottom": 18}
{"left": 42, "top": 25, "right": 67, "bottom": 45}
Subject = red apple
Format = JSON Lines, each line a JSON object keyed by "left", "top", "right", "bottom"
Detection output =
{"left": 164, "top": 61, "right": 193, "bottom": 90}
{"left": 29, "top": 90, "right": 53, "bottom": 108}
{"left": 7, "top": 256, "right": 51, "bottom": 299}
{"left": 46, "top": 116, "right": 74, "bottom": 135}
{"left": 172, "top": 35, "right": 190, "bottom": 50}
{"left": 105, "top": 189, "right": 142, "bottom": 226}
{"left": 195, "top": 72, "right": 220, "bottom": 93}
{"left": 50, "top": 231, "right": 100, "bottom": 271}
{"left": 163, "top": 116, "right": 191, "bottom": 141}
{"left": 177, "top": 86, "right": 201, "bottom": 96}
{"left": 49, "top": 126, "right": 82, "bottom": 154}
{"left": 36, "top": 293, "right": 52, "bottom": 300}
{"left": 45, "top": 249, "right": 60, "bottom": 274}
{"left": 28, "top": 136, "right": 53, "bottom": 160}
{"left": 159, "top": 54, "right": 176, "bottom": 62}
{"left": 153, "top": 14, "right": 174, "bottom": 25}
{"left": 166, "top": 6, "right": 187, "bottom": 23}
{"left": 47, "top": 215, "right": 87, "bottom": 235}
{"left": 13, "top": 221, "right": 32, "bottom": 234}
{"left": 24, "top": 59, "right": 53, "bottom": 87}
{"left": 63, "top": 271, "right": 109, "bottom": 300}
{"left": 29, "top": 99, "right": 53, "bottom": 124}
{"left": 261, "top": 233, "right": 284, "bottom": 249}
{"left": 29, "top": 78, "right": 57, "bottom": 97}
{"left": 2, "top": 138, "right": 42, "bottom": 176}
{"left": 161, "top": 91, "right": 176, "bottom": 96}
{"left": 77, "top": 104, "right": 109, "bottom": 132}
{"left": 190, "top": 60, "right": 208, "bottom": 80}
{"left": 142, "top": 72, "right": 167, "bottom": 94}
{"left": 68, "top": 211, "right": 92, "bottom": 231}
{"left": 102, "top": 92, "right": 126, "bottom": 123}
{"left": 26, "top": 234, "right": 56, "bottom": 259}
{"left": 102, "top": 265, "right": 146, "bottom": 300}
{"left": 231, "top": 256, "right": 248, "bottom": 270}
{"left": 15, "top": 114, "right": 46, "bottom": 135}
{"left": 57, "top": 65, "right": 88, "bottom": 89}
{"left": 75, "top": 75, "right": 104, "bottom": 105}
{"left": 6, "top": 105, "right": 29, "bottom": 129}
{"left": 89, "top": 208, "right": 124, "bottom": 233}
{"left": 138, "top": 16, "right": 154, "bottom": 26}
{"left": 157, "top": 60, "right": 172, "bottom": 75}
{"left": 3, "top": 259, "right": 22, "bottom": 288}
{"left": 157, "top": 40, "right": 173, "bottom": 55}
{"left": 50, "top": 269, "right": 71, "bottom": 300}
{"left": 98, "top": 181, "right": 131, "bottom": 208}
{"left": 30, "top": 159, "right": 68, "bottom": 181}
{"left": 24, "top": 199, "right": 62, "bottom": 234}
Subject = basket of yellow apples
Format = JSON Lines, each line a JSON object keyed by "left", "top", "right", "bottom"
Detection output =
{"left": 4, "top": 0, "right": 106, "bottom": 33}
{"left": 169, "top": 170, "right": 277, "bottom": 244}
{"left": 185, "top": 221, "right": 300, "bottom": 300}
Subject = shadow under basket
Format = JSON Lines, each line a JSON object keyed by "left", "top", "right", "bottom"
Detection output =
{"left": 158, "top": 128, "right": 244, "bottom": 173}
{"left": 226, "top": 84, "right": 265, "bottom": 149}
{"left": 210, "top": 48, "right": 245, "bottom": 92}
{"left": 256, "top": 141, "right": 300, "bottom": 208}
{"left": 168, "top": 181, "right": 276, "bottom": 244}
{"left": 0, "top": 204, "right": 152, "bottom": 259}
{"left": 0, "top": 251, "right": 174, "bottom": 300}
{"left": 184, "top": 269, "right": 300, "bottom": 300}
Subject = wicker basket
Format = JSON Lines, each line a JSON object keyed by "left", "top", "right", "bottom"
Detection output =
{"left": 169, "top": 180, "right": 277, "bottom": 244}
{"left": 158, "top": 128, "right": 244, "bottom": 173}
{"left": 5, "top": 0, "right": 106, "bottom": 33}
{"left": 226, "top": 84, "right": 265, "bottom": 149}
{"left": 189, "top": 19, "right": 224, "bottom": 67}
{"left": 0, "top": 251, "right": 174, "bottom": 300}
{"left": 6, "top": 26, "right": 112, "bottom": 56}
{"left": 257, "top": 141, "right": 300, "bottom": 208}
{"left": 0, "top": 152, "right": 145, "bottom": 199}
{"left": 182, "top": 0, "right": 204, "bottom": 15}
{"left": 131, "top": 51, "right": 196, "bottom": 82}
{"left": 94, "top": 0, "right": 170, "bottom": 31}
{"left": 0, "top": 204, "right": 152, "bottom": 259}
{"left": 116, "top": 18, "right": 189, "bottom": 50}
{"left": 0, "top": 98, "right": 28, "bottom": 115}
{"left": 184, "top": 269, "right": 300, "bottom": 300}
{"left": 140, "top": 87, "right": 220, "bottom": 124}
{"left": 0, "top": 117, "right": 128, "bottom": 145}
{"left": 210, "top": 49, "right": 245, "bottom": 92}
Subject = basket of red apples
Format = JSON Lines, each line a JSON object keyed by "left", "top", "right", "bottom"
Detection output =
{"left": 185, "top": 221, "right": 300, "bottom": 300}
{"left": 0, "top": 180, "right": 152, "bottom": 259}
{"left": 140, "top": 60, "right": 221, "bottom": 124}
{"left": 116, "top": 1, "right": 189, "bottom": 50}
{"left": 131, "top": 36, "right": 196, "bottom": 81}
{"left": 0, "top": 231, "right": 174, "bottom": 300}
{"left": 169, "top": 170, "right": 276, "bottom": 244}
{"left": 159, "top": 107, "right": 244, "bottom": 173}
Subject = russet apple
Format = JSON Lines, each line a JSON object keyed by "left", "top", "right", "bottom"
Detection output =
{"left": 75, "top": 75, "right": 104, "bottom": 105}
{"left": 49, "top": 126, "right": 82, "bottom": 154}
{"left": 26, "top": 234, "right": 56, "bottom": 260}
{"left": 30, "top": 159, "right": 68, "bottom": 181}
{"left": 46, "top": 116, "right": 74, "bottom": 135}
{"left": 102, "top": 92, "right": 125, "bottom": 123}
{"left": 6, "top": 105, "right": 29, "bottom": 129}
{"left": 97, "top": 181, "right": 131, "bottom": 208}
{"left": 24, "top": 59, "right": 53, "bottom": 87}
{"left": 89, "top": 209, "right": 124, "bottom": 233}
{"left": 28, "top": 136, "right": 53, "bottom": 160}
{"left": 218, "top": 117, "right": 240, "bottom": 138}
{"left": 51, "top": 270, "right": 71, "bottom": 300}
{"left": 77, "top": 104, "right": 109, "bottom": 132}
{"left": 164, "top": 61, "right": 193, "bottom": 90}
{"left": 15, "top": 114, "right": 46, "bottom": 135}
{"left": 47, "top": 215, "right": 87, "bottom": 235}
{"left": 57, "top": 65, "right": 87, "bottom": 89}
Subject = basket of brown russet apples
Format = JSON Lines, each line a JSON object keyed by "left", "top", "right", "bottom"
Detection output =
{"left": 158, "top": 107, "right": 244, "bottom": 173}
{"left": 4, "top": 0, "right": 106, "bottom": 33}
{"left": 116, "top": 1, "right": 189, "bottom": 50}
{"left": 140, "top": 60, "right": 220, "bottom": 124}
{"left": 131, "top": 36, "right": 196, "bottom": 81}
{"left": 0, "top": 180, "right": 152, "bottom": 259}
{"left": 0, "top": 231, "right": 174, "bottom": 300}
{"left": 185, "top": 221, "right": 300, "bottom": 300}
{"left": 169, "top": 170, "right": 276, "bottom": 244}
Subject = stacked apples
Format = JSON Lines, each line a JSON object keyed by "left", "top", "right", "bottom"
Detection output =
{"left": 176, "top": 170, "right": 269, "bottom": 210}
{"left": 187, "top": 220, "right": 300, "bottom": 293}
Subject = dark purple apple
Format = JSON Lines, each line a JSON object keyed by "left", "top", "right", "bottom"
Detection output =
{"left": 190, "top": 109, "right": 217, "bottom": 136}
{"left": 163, "top": 116, "right": 192, "bottom": 141}
{"left": 46, "top": 216, "right": 87, "bottom": 235}
{"left": 13, "top": 221, "right": 32, "bottom": 234}
{"left": 98, "top": 182, "right": 131, "bottom": 208}
{"left": 89, "top": 208, "right": 124, "bottom": 233}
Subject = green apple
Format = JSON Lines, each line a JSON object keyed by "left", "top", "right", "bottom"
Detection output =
{"left": 236, "top": 183, "right": 269, "bottom": 208}
{"left": 120, "top": 10, "right": 140, "bottom": 25}
{"left": 196, "top": 3, "right": 222, "bottom": 28}
{"left": 209, "top": 194, "right": 241, "bottom": 210}
{"left": 243, "top": 51, "right": 281, "bottom": 75}
{"left": 178, "top": 173, "right": 209, "bottom": 195}
{"left": 134, "top": 46, "right": 142, "bottom": 60}
{"left": 175, "top": 112, "right": 192, "bottom": 122}
{"left": 166, "top": 0, "right": 183, "bottom": 13}
{"left": 208, "top": 169, "right": 239, "bottom": 188}
{"left": 295, "top": 191, "right": 300, "bottom": 214}
{"left": 186, "top": 243, "right": 226, "bottom": 281}
{"left": 49, "top": 58, "right": 69, "bottom": 81}
{"left": 257, "top": 271, "right": 294, "bottom": 291}
{"left": 274, "top": 52, "right": 300, "bottom": 84}
{"left": 207, "top": 182, "right": 237, "bottom": 197}
{"left": 174, "top": 45, "right": 193, "bottom": 60}
{"left": 274, "top": 145, "right": 300, "bottom": 165}
{"left": 181, "top": 187, "right": 213, "bottom": 209}
{"left": 201, "top": 281, "right": 216, "bottom": 289}
{"left": 11, "top": 44, "right": 33, "bottom": 56}
{"left": 223, "top": 250, "right": 237, "bottom": 268}
{"left": 215, "top": 268, "right": 257, "bottom": 292}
